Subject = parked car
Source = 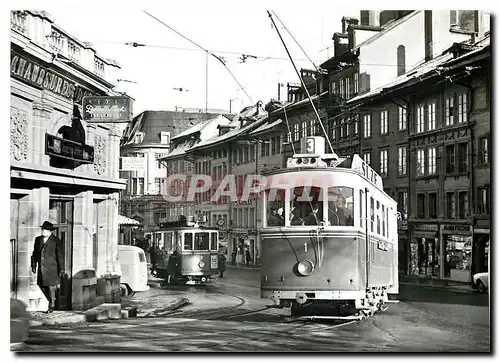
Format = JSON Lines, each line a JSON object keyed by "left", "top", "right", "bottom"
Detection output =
{"left": 118, "top": 245, "right": 150, "bottom": 296}
{"left": 473, "top": 272, "right": 489, "bottom": 293}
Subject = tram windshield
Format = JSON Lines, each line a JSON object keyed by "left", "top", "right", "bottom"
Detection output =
{"left": 265, "top": 186, "right": 354, "bottom": 227}
{"left": 194, "top": 232, "right": 210, "bottom": 251}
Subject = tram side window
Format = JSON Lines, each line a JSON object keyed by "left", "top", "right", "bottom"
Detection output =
{"left": 292, "top": 186, "right": 324, "bottom": 226}
{"left": 165, "top": 231, "right": 173, "bottom": 251}
{"left": 266, "top": 188, "right": 286, "bottom": 227}
{"left": 382, "top": 205, "right": 386, "bottom": 237}
{"left": 326, "top": 187, "right": 354, "bottom": 226}
{"left": 376, "top": 200, "right": 381, "bottom": 234}
{"left": 370, "top": 197, "right": 375, "bottom": 232}
{"left": 184, "top": 233, "right": 193, "bottom": 250}
{"left": 359, "top": 190, "right": 364, "bottom": 228}
{"left": 211, "top": 232, "right": 218, "bottom": 250}
{"left": 194, "top": 232, "right": 210, "bottom": 251}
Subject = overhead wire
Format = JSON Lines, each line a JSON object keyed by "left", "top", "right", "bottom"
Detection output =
{"left": 143, "top": 10, "right": 254, "bottom": 104}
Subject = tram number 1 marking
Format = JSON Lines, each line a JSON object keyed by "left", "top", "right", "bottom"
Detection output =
{"left": 304, "top": 242, "right": 308, "bottom": 253}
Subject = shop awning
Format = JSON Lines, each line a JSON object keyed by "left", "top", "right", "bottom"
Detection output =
{"left": 118, "top": 214, "right": 141, "bottom": 226}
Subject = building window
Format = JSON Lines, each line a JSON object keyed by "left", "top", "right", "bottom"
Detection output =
{"left": 354, "top": 73, "right": 359, "bottom": 94}
{"left": 458, "top": 191, "right": 469, "bottom": 219}
{"left": 417, "top": 149, "right": 425, "bottom": 176}
{"left": 331, "top": 120, "right": 337, "bottom": 141}
{"left": 428, "top": 101, "right": 436, "bottom": 131}
{"left": 458, "top": 93, "right": 468, "bottom": 123}
{"left": 135, "top": 132, "right": 144, "bottom": 144}
{"left": 363, "top": 151, "right": 371, "bottom": 166}
{"left": 340, "top": 78, "right": 345, "bottom": 99}
{"left": 398, "top": 190, "right": 408, "bottom": 215}
{"left": 346, "top": 77, "right": 351, "bottom": 99}
{"left": 345, "top": 117, "right": 350, "bottom": 137}
{"left": 445, "top": 96, "right": 455, "bottom": 126}
{"left": 160, "top": 132, "right": 170, "bottom": 144}
{"left": 293, "top": 123, "right": 299, "bottom": 141}
{"left": 428, "top": 147, "right": 437, "bottom": 174}
{"left": 354, "top": 118, "right": 359, "bottom": 135}
{"left": 397, "top": 45, "right": 406, "bottom": 76}
{"left": 363, "top": 114, "right": 371, "bottom": 138}
{"left": 429, "top": 193, "right": 437, "bottom": 218}
{"left": 477, "top": 187, "right": 489, "bottom": 214}
{"left": 380, "top": 149, "right": 388, "bottom": 176}
{"left": 340, "top": 119, "right": 345, "bottom": 139}
{"left": 458, "top": 143, "right": 468, "bottom": 173}
{"left": 446, "top": 192, "right": 456, "bottom": 219}
{"left": 302, "top": 121, "right": 307, "bottom": 138}
{"left": 479, "top": 136, "right": 489, "bottom": 164}
{"left": 398, "top": 106, "right": 407, "bottom": 130}
{"left": 331, "top": 80, "right": 337, "bottom": 96}
{"left": 398, "top": 147, "right": 407, "bottom": 176}
{"left": 416, "top": 105, "right": 425, "bottom": 133}
{"left": 154, "top": 178, "right": 161, "bottom": 194}
{"left": 380, "top": 110, "right": 388, "bottom": 134}
{"left": 417, "top": 194, "right": 426, "bottom": 218}
{"left": 446, "top": 145, "right": 455, "bottom": 173}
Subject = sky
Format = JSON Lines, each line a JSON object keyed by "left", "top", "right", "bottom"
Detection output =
{"left": 30, "top": 1, "right": 359, "bottom": 116}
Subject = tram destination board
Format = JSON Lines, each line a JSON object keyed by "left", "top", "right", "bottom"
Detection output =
{"left": 45, "top": 134, "right": 94, "bottom": 163}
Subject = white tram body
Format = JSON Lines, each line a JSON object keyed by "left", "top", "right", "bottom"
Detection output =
{"left": 260, "top": 136, "right": 398, "bottom": 316}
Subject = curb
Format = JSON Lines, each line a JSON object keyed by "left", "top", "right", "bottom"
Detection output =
{"left": 399, "top": 282, "right": 476, "bottom": 294}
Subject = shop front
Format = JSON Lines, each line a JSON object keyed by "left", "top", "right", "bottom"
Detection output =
{"left": 441, "top": 224, "right": 473, "bottom": 283}
{"left": 409, "top": 223, "right": 439, "bottom": 277}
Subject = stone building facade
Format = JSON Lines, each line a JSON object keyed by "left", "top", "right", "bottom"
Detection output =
{"left": 10, "top": 11, "right": 128, "bottom": 311}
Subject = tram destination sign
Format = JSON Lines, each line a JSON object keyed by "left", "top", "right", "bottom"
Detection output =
{"left": 82, "top": 96, "right": 133, "bottom": 123}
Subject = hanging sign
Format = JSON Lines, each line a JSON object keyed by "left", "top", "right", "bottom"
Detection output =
{"left": 82, "top": 96, "right": 133, "bottom": 123}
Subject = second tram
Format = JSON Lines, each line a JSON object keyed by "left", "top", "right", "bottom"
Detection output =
{"left": 146, "top": 217, "right": 220, "bottom": 285}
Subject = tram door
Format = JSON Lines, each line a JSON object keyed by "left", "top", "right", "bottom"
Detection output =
{"left": 49, "top": 199, "right": 73, "bottom": 310}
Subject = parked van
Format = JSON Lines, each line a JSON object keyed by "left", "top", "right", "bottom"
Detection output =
{"left": 118, "top": 245, "right": 150, "bottom": 295}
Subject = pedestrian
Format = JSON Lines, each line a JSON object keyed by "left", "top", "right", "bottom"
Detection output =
{"left": 166, "top": 250, "right": 179, "bottom": 284}
{"left": 231, "top": 248, "right": 237, "bottom": 266}
{"left": 31, "top": 221, "right": 65, "bottom": 313}
{"left": 218, "top": 252, "right": 227, "bottom": 278}
{"left": 245, "top": 247, "right": 252, "bottom": 267}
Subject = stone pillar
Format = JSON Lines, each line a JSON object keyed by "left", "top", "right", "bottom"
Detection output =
{"left": 109, "top": 126, "right": 122, "bottom": 180}
{"left": 72, "top": 191, "right": 95, "bottom": 310}
{"left": 16, "top": 187, "right": 50, "bottom": 311}
{"left": 32, "top": 102, "right": 52, "bottom": 167}
{"left": 85, "top": 124, "right": 97, "bottom": 175}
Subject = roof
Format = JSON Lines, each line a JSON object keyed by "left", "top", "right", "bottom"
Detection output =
{"left": 118, "top": 214, "right": 141, "bottom": 226}
{"left": 161, "top": 115, "right": 230, "bottom": 160}
{"left": 187, "top": 101, "right": 268, "bottom": 151}
{"left": 250, "top": 119, "right": 283, "bottom": 135}
{"left": 347, "top": 34, "right": 490, "bottom": 105}
{"left": 121, "top": 110, "right": 224, "bottom": 147}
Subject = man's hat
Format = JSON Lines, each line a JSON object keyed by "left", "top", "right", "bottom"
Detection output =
{"left": 40, "top": 221, "right": 56, "bottom": 231}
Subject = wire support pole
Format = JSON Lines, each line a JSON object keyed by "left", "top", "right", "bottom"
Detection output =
{"left": 206, "top": 50, "right": 209, "bottom": 114}
{"left": 267, "top": 10, "right": 334, "bottom": 155}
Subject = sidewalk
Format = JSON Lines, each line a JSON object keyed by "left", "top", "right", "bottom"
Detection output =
{"left": 399, "top": 274, "right": 476, "bottom": 293}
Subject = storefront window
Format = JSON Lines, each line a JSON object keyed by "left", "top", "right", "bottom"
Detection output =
{"left": 444, "top": 235, "right": 472, "bottom": 282}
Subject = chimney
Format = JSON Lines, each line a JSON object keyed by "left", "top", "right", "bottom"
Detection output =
{"left": 424, "top": 10, "right": 433, "bottom": 61}
{"left": 333, "top": 32, "right": 349, "bottom": 57}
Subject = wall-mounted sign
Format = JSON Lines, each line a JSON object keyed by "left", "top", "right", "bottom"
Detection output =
{"left": 414, "top": 223, "right": 438, "bottom": 232}
{"left": 11, "top": 52, "right": 96, "bottom": 103}
{"left": 120, "top": 157, "right": 146, "bottom": 171}
{"left": 45, "top": 134, "right": 94, "bottom": 164}
{"left": 443, "top": 224, "right": 470, "bottom": 233}
{"left": 83, "top": 96, "right": 133, "bottom": 123}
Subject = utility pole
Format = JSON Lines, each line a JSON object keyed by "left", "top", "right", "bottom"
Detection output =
{"left": 205, "top": 50, "right": 208, "bottom": 114}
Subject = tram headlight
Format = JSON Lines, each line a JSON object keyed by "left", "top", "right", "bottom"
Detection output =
{"left": 198, "top": 261, "right": 206, "bottom": 268}
{"left": 302, "top": 158, "right": 309, "bottom": 165}
{"left": 296, "top": 259, "right": 315, "bottom": 276}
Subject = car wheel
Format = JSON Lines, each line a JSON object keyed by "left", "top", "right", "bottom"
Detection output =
{"left": 477, "top": 280, "right": 487, "bottom": 293}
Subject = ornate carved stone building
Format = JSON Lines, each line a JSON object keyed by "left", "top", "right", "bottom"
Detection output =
{"left": 10, "top": 11, "right": 129, "bottom": 311}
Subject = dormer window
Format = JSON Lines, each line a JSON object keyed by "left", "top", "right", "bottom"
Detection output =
{"left": 160, "top": 131, "right": 170, "bottom": 145}
{"left": 135, "top": 132, "right": 144, "bottom": 144}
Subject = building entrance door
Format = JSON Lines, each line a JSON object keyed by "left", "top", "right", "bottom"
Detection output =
{"left": 49, "top": 199, "right": 73, "bottom": 310}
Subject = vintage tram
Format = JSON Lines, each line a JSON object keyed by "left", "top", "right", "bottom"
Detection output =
{"left": 146, "top": 216, "right": 220, "bottom": 285}
{"left": 260, "top": 136, "right": 399, "bottom": 318}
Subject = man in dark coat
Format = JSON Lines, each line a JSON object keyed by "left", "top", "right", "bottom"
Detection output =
{"left": 31, "top": 221, "right": 64, "bottom": 313}
{"left": 218, "top": 252, "right": 227, "bottom": 278}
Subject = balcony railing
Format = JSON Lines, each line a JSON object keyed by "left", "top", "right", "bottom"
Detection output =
{"left": 11, "top": 11, "right": 28, "bottom": 36}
